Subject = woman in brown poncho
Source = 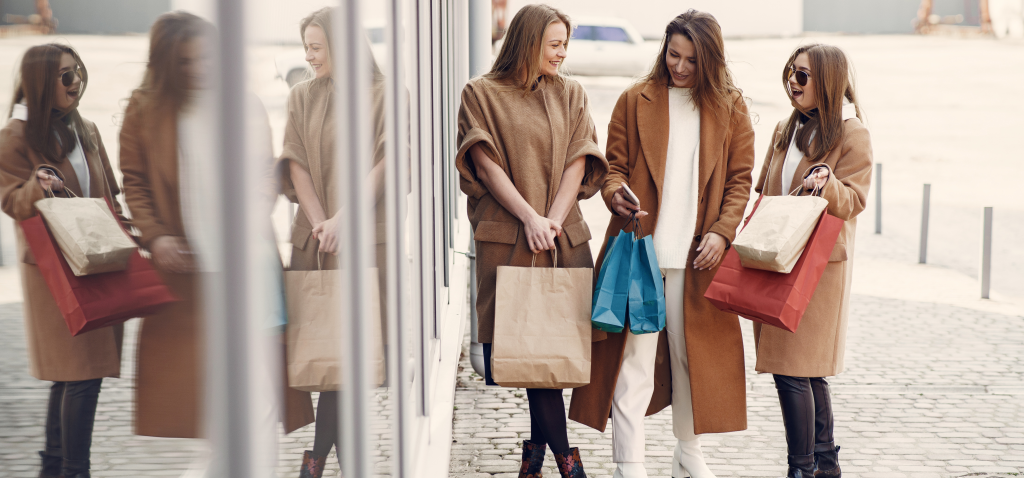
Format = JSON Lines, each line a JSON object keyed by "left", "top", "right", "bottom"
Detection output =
{"left": 455, "top": 4, "right": 608, "bottom": 478}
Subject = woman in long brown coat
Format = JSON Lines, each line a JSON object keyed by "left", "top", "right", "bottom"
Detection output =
{"left": 0, "top": 44, "right": 125, "bottom": 478}
{"left": 119, "top": 11, "right": 313, "bottom": 443}
{"left": 456, "top": 4, "right": 608, "bottom": 478}
{"left": 754, "top": 44, "right": 872, "bottom": 478}
{"left": 568, "top": 11, "right": 754, "bottom": 478}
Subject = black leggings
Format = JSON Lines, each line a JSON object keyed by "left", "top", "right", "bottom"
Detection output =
{"left": 773, "top": 374, "right": 834, "bottom": 456}
{"left": 482, "top": 343, "right": 570, "bottom": 454}
{"left": 43, "top": 379, "right": 103, "bottom": 476}
{"left": 312, "top": 391, "right": 339, "bottom": 457}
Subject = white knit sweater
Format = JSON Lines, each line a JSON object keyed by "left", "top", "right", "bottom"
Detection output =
{"left": 652, "top": 87, "right": 700, "bottom": 269}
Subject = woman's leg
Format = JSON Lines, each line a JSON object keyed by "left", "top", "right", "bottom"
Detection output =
{"left": 60, "top": 378, "right": 102, "bottom": 478}
{"left": 664, "top": 269, "right": 714, "bottom": 478}
{"left": 610, "top": 330, "right": 659, "bottom": 477}
{"left": 312, "top": 391, "right": 339, "bottom": 457}
{"left": 773, "top": 374, "right": 815, "bottom": 477}
{"left": 525, "top": 388, "right": 568, "bottom": 454}
{"left": 810, "top": 377, "right": 840, "bottom": 475}
{"left": 39, "top": 382, "right": 64, "bottom": 478}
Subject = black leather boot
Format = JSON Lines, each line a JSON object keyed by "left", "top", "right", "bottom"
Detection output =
{"left": 38, "top": 451, "right": 62, "bottom": 478}
{"left": 813, "top": 443, "right": 841, "bottom": 477}
{"left": 40, "top": 382, "right": 64, "bottom": 478}
{"left": 519, "top": 440, "right": 547, "bottom": 478}
{"left": 786, "top": 453, "right": 815, "bottom": 478}
{"left": 60, "top": 379, "right": 101, "bottom": 478}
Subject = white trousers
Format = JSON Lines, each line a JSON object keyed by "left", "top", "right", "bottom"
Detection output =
{"left": 611, "top": 268, "right": 697, "bottom": 463}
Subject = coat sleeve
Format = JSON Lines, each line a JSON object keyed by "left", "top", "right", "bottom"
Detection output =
{"left": 454, "top": 83, "right": 502, "bottom": 200}
{"left": 801, "top": 120, "right": 872, "bottom": 221}
{"left": 277, "top": 85, "right": 308, "bottom": 203}
{"left": 0, "top": 126, "right": 55, "bottom": 221}
{"left": 119, "top": 96, "right": 174, "bottom": 249}
{"left": 706, "top": 95, "right": 756, "bottom": 247}
{"left": 565, "top": 82, "right": 609, "bottom": 201}
{"left": 755, "top": 122, "right": 782, "bottom": 194}
{"left": 600, "top": 89, "right": 630, "bottom": 212}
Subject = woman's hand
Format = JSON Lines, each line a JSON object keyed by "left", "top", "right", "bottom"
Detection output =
{"left": 523, "top": 212, "right": 561, "bottom": 254}
{"left": 312, "top": 214, "right": 340, "bottom": 255}
{"left": 151, "top": 235, "right": 196, "bottom": 273}
{"left": 36, "top": 169, "right": 64, "bottom": 192}
{"left": 803, "top": 166, "right": 830, "bottom": 191}
{"left": 611, "top": 183, "right": 647, "bottom": 218}
{"left": 693, "top": 232, "right": 726, "bottom": 271}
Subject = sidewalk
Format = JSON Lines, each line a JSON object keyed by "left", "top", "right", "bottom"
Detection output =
{"left": 448, "top": 249, "right": 1024, "bottom": 478}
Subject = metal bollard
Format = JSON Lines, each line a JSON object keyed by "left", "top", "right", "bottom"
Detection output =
{"left": 919, "top": 184, "right": 930, "bottom": 264}
{"left": 981, "top": 207, "right": 993, "bottom": 299}
{"left": 874, "top": 164, "right": 882, "bottom": 234}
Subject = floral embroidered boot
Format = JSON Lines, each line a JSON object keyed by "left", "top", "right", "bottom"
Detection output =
{"left": 553, "top": 447, "right": 586, "bottom": 478}
{"left": 298, "top": 450, "right": 327, "bottom": 478}
{"left": 519, "top": 440, "right": 547, "bottom": 478}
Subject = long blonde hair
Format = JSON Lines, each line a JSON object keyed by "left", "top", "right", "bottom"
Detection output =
{"left": 486, "top": 4, "right": 571, "bottom": 93}
{"left": 774, "top": 44, "right": 862, "bottom": 160}
{"left": 642, "top": 10, "right": 741, "bottom": 114}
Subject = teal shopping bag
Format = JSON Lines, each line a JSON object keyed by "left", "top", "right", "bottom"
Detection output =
{"left": 590, "top": 229, "right": 633, "bottom": 333}
{"left": 627, "top": 226, "right": 666, "bottom": 334}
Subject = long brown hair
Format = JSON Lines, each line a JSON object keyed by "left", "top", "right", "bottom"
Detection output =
{"left": 774, "top": 44, "right": 862, "bottom": 160}
{"left": 643, "top": 10, "right": 741, "bottom": 114}
{"left": 134, "top": 11, "right": 212, "bottom": 114}
{"left": 486, "top": 4, "right": 571, "bottom": 93}
{"left": 8, "top": 43, "right": 96, "bottom": 161}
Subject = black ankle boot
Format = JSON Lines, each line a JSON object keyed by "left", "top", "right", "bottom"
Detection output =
{"left": 553, "top": 447, "right": 586, "bottom": 478}
{"left": 786, "top": 453, "right": 815, "bottom": 478}
{"left": 62, "top": 458, "right": 89, "bottom": 478}
{"left": 38, "top": 450, "right": 62, "bottom": 478}
{"left": 813, "top": 443, "right": 840, "bottom": 477}
{"left": 519, "top": 440, "right": 547, "bottom": 478}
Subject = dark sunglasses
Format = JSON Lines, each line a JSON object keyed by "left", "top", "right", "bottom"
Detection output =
{"left": 61, "top": 66, "right": 82, "bottom": 87}
{"left": 788, "top": 65, "right": 811, "bottom": 87}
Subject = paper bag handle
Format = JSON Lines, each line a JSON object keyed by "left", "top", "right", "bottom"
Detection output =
{"left": 530, "top": 247, "right": 558, "bottom": 268}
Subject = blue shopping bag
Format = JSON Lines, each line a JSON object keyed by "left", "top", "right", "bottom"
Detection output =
{"left": 627, "top": 227, "right": 666, "bottom": 334}
{"left": 590, "top": 229, "right": 633, "bottom": 333}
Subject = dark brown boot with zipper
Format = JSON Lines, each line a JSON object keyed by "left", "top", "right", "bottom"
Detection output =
{"left": 813, "top": 443, "right": 841, "bottom": 477}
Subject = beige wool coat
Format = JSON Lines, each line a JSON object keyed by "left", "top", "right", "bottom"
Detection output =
{"left": 0, "top": 116, "right": 125, "bottom": 382}
{"left": 569, "top": 81, "right": 754, "bottom": 435}
{"left": 120, "top": 92, "right": 314, "bottom": 438}
{"left": 752, "top": 117, "right": 872, "bottom": 377}
{"left": 456, "top": 76, "right": 609, "bottom": 345}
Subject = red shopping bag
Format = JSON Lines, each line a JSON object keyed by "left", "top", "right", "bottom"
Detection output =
{"left": 704, "top": 206, "right": 842, "bottom": 333}
{"left": 20, "top": 203, "right": 177, "bottom": 336}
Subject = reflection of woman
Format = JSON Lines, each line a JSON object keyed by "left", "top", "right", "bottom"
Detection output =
{"left": 569, "top": 10, "right": 754, "bottom": 478}
{"left": 456, "top": 5, "right": 608, "bottom": 478}
{"left": 278, "top": 8, "right": 386, "bottom": 478}
{"left": 754, "top": 44, "right": 871, "bottom": 478}
{"left": 119, "top": 11, "right": 315, "bottom": 442}
{"left": 0, "top": 43, "right": 126, "bottom": 478}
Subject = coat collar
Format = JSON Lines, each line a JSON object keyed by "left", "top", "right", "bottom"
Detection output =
{"left": 636, "top": 81, "right": 731, "bottom": 209}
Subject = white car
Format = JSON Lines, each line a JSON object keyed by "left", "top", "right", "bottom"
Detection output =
{"left": 494, "top": 17, "right": 658, "bottom": 77}
{"left": 276, "top": 22, "right": 387, "bottom": 87}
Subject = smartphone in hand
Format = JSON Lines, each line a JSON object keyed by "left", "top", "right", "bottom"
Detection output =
{"left": 621, "top": 183, "right": 640, "bottom": 206}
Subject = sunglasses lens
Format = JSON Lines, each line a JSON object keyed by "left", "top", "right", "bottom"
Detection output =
{"left": 61, "top": 71, "right": 72, "bottom": 87}
{"left": 797, "top": 71, "right": 808, "bottom": 86}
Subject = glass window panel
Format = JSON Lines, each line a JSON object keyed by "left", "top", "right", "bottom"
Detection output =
{"left": 593, "top": 26, "right": 630, "bottom": 42}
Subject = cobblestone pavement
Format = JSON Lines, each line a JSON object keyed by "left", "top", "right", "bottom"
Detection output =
{"left": 0, "top": 301, "right": 402, "bottom": 478}
{"left": 449, "top": 294, "right": 1024, "bottom": 478}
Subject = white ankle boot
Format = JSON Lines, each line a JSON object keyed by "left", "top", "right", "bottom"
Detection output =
{"left": 612, "top": 462, "right": 649, "bottom": 478}
{"left": 672, "top": 438, "right": 715, "bottom": 478}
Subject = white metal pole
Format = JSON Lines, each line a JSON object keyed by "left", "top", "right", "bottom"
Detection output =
{"left": 874, "top": 163, "right": 881, "bottom": 234}
{"left": 919, "top": 184, "right": 930, "bottom": 264}
{"left": 981, "top": 207, "right": 993, "bottom": 299}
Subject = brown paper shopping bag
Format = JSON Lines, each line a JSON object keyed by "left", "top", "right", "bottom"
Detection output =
{"left": 491, "top": 249, "right": 592, "bottom": 389}
{"left": 732, "top": 194, "right": 828, "bottom": 273}
{"left": 34, "top": 195, "right": 137, "bottom": 276}
{"left": 285, "top": 259, "right": 385, "bottom": 392}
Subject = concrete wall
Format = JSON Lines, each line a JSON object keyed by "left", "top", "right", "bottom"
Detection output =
{"left": 0, "top": 0, "right": 170, "bottom": 34}
{"left": 803, "top": 0, "right": 982, "bottom": 34}
{"left": 504, "top": 0, "right": 804, "bottom": 39}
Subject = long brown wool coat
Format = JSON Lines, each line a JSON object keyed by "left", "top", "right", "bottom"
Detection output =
{"left": 752, "top": 118, "right": 872, "bottom": 377}
{"left": 456, "top": 76, "right": 609, "bottom": 345}
{"left": 568, "top": 81, "right": 755, "bottom": 435}
{"left": 120, "top": 92, "right": 313, "bottom": 438}
{"left": 0, "top": 116, "right": 125, "bottom": 382}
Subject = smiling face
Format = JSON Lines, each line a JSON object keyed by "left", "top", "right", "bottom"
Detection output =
{"left": 179, "top": 37, "right": 209, "bottom": 91}
{"left": 789, "top": 52, "right": 816, "bottom": 111}
{"left": 54, "top": 53, "right": 81, "bottom": 111}
{"left": 304, "top": 25, "right": 331, "bottom": 79}
{"left": 538, "top": 21, "right": 567, "bottom": 77}
{"left": 665, "top": 33, "right": 697, "bottom": 88}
